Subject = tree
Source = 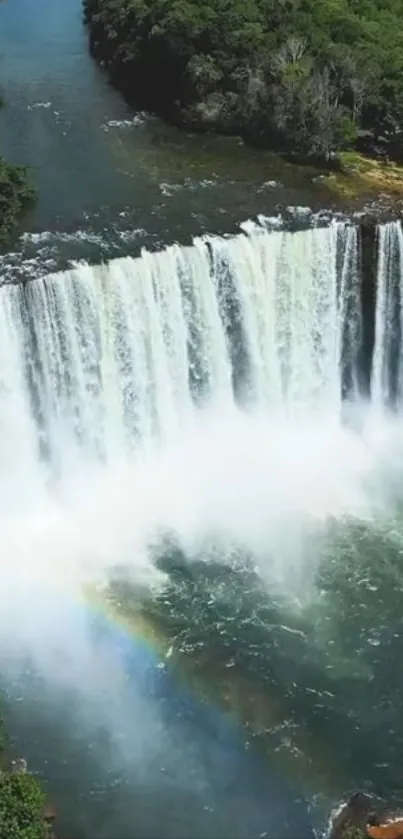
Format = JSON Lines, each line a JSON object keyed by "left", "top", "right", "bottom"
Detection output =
{"left": 0, "top": 772, "right": 49, "bottom": 839}
{"left": 82, "top": 0, "right": 403, "bottom": 159}
{"left": 0, "top": 715, "right": 49, "bottom": 839}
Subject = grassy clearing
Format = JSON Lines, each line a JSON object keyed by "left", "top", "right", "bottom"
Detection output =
{"left": 325, "top": 152, "right": 403, "bottom": 200}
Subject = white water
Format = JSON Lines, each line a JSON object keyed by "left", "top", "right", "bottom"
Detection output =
{"left": 372, "top": 220, "right": 403, "bottom": 406}
{"left": 0, "top": 221, "right": 356, "bottom": 471}
{"left": 0, "top": 219, "right": 402, "bottom": 636}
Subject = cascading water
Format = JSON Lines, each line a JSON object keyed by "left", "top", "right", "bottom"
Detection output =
{"left": 2, "top": 217, "right": 403, "bottom": 597}
{"left": 0, "top": 221, "right": 360, "bottom": 476}
{"left": 0, "top": 216, "right": 382, "bottom": 606}
{"left": 372, "top": 220, "right": 403, "bottom": 407}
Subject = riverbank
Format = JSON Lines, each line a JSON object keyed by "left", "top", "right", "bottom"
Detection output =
{"left": 82, "top": 0, "right": 403, "bottom": 170}
{"left": 84, "top": 0, "right": 403, "bottom": 221}
{"left": 325, "top": 153, "right": 403, "bottom": 206}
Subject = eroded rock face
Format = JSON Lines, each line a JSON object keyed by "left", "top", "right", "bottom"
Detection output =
{"left": 328, "top": 794, "right": 403, "bottom": 839}
{"left": 329, "top": 793, "right": 375, "bottom": 839}
{"left": 43, "top": 805, "right": 56, "bottom": 823}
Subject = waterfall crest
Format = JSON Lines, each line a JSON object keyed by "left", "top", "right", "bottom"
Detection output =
{"left": 0, "top": 217, "right": 402, "bottom": 597}
{"left": 0, "top": 221, "right": 365, "bottom": 480}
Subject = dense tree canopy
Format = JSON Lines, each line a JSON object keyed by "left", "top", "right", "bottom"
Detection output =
{"left": 83, "top": 0, "right": 403, "bottom": 159}
{"left": 0, "top": 772, "right": 49, "bottom": 839}
{"left": 0, "top": 156, "right": 35, "bottom": 244}
{"left": 0, "top": 715, "right": 49, "bottom": 839}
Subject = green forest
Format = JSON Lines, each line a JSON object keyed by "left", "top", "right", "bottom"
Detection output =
{"left": 83, "top": 0, "right": 403, "bottom": 161}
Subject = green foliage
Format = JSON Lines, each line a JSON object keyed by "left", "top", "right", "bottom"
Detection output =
{"left": 0, "top": 158, "right": 36, "bottom": 244}
{"left": 0, "top": 772, "right": 49, "bottom": 839}
{"left": 83, "top": 0, "right": 403, "bottom": 159}
{"left": 0, "top": 95, "right": 36, "bottom": 245}
{"left": 0, "top": 716, "right": 49, "bottom": 839}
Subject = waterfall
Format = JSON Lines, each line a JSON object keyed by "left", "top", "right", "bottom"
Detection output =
{"left": 2, "top": 216, "right": 403, "bottom": 612}
{"left": 0, "top": 221, "right": 363, "bottom": 487}
{"left": 372, "top": 220, "right": 403, "bottom": 407}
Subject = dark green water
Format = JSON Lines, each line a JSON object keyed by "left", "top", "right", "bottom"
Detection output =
{"left": 111, "top": 514, "right": 403, "bottom": 808}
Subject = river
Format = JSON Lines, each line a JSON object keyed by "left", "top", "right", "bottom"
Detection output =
{"left": 0, "top": 0, "right": 339, "bottom": 280}
{"left": 1, "top": 0, "right": 403, "bottom": 838}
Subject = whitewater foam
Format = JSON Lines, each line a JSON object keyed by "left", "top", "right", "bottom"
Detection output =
{"left": 0, "top": 220, "right": 402, "bottom": 649}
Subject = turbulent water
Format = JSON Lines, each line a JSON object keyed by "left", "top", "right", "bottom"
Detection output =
{"left": 372, "top": 221, "right": 403, "bottom": 406}
{"left": 3, "top": 218, "right": 403, "bottom": 835}
{"left": 0, "top": 221, "right": 359, "bottom": 462}
{"left": 0, "top": 219, "right": 398, "bottom": 587}
{"left": 0, "top": 221, "right": 364, "bottom": 586}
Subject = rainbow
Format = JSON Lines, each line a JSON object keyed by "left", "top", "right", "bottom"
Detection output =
{"left": 82, "top": 583, "right": 344, "bottom": 810}
{"left": 79, "top": 585, "right": 325, "bottom": 839}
